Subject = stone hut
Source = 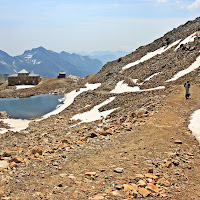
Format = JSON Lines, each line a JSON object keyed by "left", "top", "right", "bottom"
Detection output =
{"left": 57, "top": 71, "right": 66, "bottom": 78}
{"left": 8, "top": 69, "right": 41, "bottom": 86}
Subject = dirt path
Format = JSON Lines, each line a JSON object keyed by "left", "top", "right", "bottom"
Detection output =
{"left": 1, "top": 84, "right": 200, "bottom": 199}
{"left": 46, "top": 84, "right": 200, "bottom": 199}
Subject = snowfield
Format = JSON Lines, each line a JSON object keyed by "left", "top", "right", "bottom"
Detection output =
{"left": 24, "top": 54, "right": 33, "bottom": 59}
{"left": 144, "top": 72, "right": 160, "bottom": 82}
{"left": 175, "top": 32, "right": 197, "bottom": 51}
{"left": 71, "top": 97, "right": 118, "bottom": 125}
{"left": 0, "top": 119, "right": 30, "bottom": 134}
{"left": 122, "top": 40, "right": 181, "bottom": 70}
{"left": 15, "top": 85, "right": 35, "bottom": 90}
{"left": 189, "top": 109, "right": 200, "bottom": 143}
{"left": 110, "top": 80, "right": 165, "bottom": 94}
{"left": 166, "top": 55, "right": 200, "bottom": 82}
{"left": 40, "top": 83, "right": 101, "bottom": 120}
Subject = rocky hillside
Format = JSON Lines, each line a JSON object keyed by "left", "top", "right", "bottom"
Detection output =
{"left": 0, "top": 17, "right": 200, "bottom": 199}
{"left": 90, "top": 17, "right": 200, "bottom": 91}
{"left": 0, "top": 47, "right": 103, "bottom": 78}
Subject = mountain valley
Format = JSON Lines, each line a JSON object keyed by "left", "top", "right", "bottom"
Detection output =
{"left": 0, "top": 17, "right": 200, "bottom": 199}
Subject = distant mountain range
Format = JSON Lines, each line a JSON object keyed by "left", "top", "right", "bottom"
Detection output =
{"left": 74, "top": 51, "right": 130, "bottom": 65}
{"left": 0, "top": 47, "right": 103, "bottom": 78}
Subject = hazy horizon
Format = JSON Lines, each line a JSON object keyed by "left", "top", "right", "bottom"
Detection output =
{"left": 1, "top": 0, "right": 200, "bottom": 56}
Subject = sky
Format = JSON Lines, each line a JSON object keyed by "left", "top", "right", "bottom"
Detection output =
{"left": 0, "top": 0, "right": 200, "bottom": 56}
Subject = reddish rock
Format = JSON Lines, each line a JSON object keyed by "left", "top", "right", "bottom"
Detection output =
{"left": 139, "top": 188, "right": 151, "bottom": 197}
{"left": 34, "top": 153, "right": 40, "bottom": 158}
{"left": 156, "top": 172, "right": 163, "bottom": 177}
{"left": 106, "top": 129, "right": 114, "bottom": 135}
{"left": 0, "top": 187, "right": 4, "bottom": 197}
{"left": 157, "top": 177, "right": 170, "bottom": 186}
{"left": 146, "top": 183, "right": 159, "bottom": 193}
{"left": 9, "top": 162, "right": 18, "bottom": 169}
{"left": 124, "top": 184, "right": 138, "bottom": 192}
{"left": 81, "top": 137, "right": 88, "bottom": 142}
{"left": 148, "top": 168, "right": 154, "bottom": 173}
{"left": 145, "top": 173, "right": 159, "bottom": 180}
{"left": 32, "top": 147, "right": 42, "bottom": 155}
{"left": 137, "top": 180, "right": 147, "bottom": 187}
{"left": 9, "top": 157, "right": 23, "bottom": 163}
{"left": 114, "top": 167, "right": 124, "bottom": 173}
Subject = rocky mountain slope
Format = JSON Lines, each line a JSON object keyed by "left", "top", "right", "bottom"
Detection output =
{"left": 90, "top": 17, "right": 200, "bottom": 91}
{"left": 0, "top": 47, "right": 102, "bottom": 78}
{"left": 0, "top": 17, "right": 200, "bottom": 199}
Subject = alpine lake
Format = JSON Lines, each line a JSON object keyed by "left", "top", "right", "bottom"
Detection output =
{"left": 0, "top": 94, "right": 65, "bottom": 119}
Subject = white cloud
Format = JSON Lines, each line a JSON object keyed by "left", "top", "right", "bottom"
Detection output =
{"left": 187, "top": 0, "right": 200, "bottom": 9}
{"left": 157, "top": 0, "right": 168, "bottom": 2}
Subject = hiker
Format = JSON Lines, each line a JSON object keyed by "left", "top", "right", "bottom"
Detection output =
{"left": 184, "top": 81, "right": 190, "bottom": 99}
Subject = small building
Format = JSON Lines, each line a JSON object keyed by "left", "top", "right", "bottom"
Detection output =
{"left": 8, "top": 69, "right": 41, "bottom": 86}
{"left": 57, "top": 71, "right": 66, "bottom": 79}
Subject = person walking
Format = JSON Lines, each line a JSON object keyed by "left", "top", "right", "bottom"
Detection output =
{"left": 184, "top": 81, "right": 190, "bottom": 99}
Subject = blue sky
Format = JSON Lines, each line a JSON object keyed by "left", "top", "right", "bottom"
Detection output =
{"left": 0, "top": 0, "right": 200, "bottom": 56}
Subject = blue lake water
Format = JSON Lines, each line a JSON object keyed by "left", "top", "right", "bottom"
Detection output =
{"left": 0, "top": 94, "right": 65, "bottom": 119}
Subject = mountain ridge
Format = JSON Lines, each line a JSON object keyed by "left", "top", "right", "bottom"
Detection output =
{"left": 0, "top": 47, "right": 103, "bottom": 78}
{"left": 75, "top": 50, "right": 130, "bottom": 65}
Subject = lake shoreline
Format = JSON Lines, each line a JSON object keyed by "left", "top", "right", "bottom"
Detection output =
{"left": 0, "top": 83, "right": 101, "bottom": 134}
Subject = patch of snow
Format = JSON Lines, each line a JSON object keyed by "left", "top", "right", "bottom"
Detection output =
{"left": 85, "top": 105, "right": 91, "bottom": 108}
{"left": 110, "top": 80, "right": 165, "bottom": 94}
{"left": 58, "top": 97, "right": 65, "bottom": 102}
{"left": 32, "top": 59, "right": 41, "bottom": 65}
{"left": 13, "top": 61, "right": 16, "bottom": 67}
{"left": 0, "top": 119, "right": 30, "bottom": 134}
{"left": 0, "top": 60, "right": 6, "bottom": 65}
{"left": 144, "top": 72, "right": 160, "bottom": 82}
{"left": 111, "top": 81, "right": 140, "bottom": 93}
{"left": 166, "top": 55, "right": 200, "bottom": 82}
{"left": 188, "top": 109, "right": 200, "bottom": 143}
{"left": 175, "top": 32, "right": 196, "bottom": 51}
{"left": 24, "top": 54, "right": 33, "bottom": 60}
{"left": 38, "top": 83, "right": 101, "bottom": 120}
{"left": 123, "top": 40, "right": 181, "bottom": 70}
{"left": 132, "top": 79, "right": 138, "bottom": 84}
{"left": 15, "top": 85, "right": 35, "bottom": 90}
{"left": 71, "top": 97, "right": 118, "bottom": 124}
